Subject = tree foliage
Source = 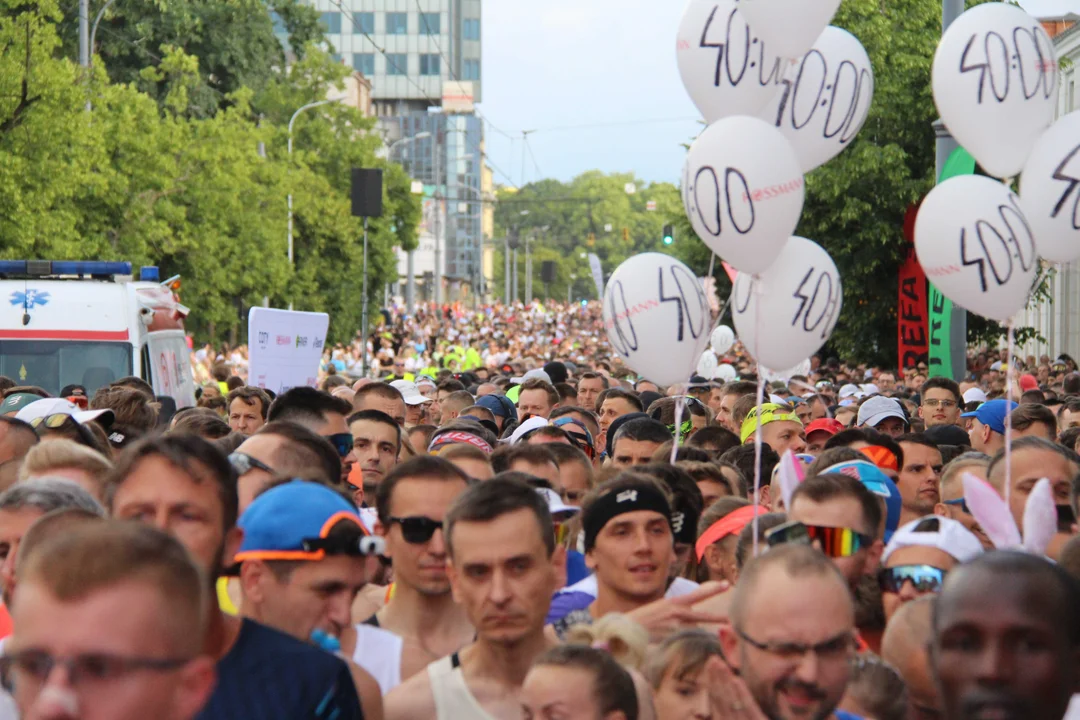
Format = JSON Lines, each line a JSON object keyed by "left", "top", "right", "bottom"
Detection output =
{"left": 492, "top": 172, "right": 684, "bottom": 303}
{"left": 0, "top": 0, "right": 419, "bottom": 344}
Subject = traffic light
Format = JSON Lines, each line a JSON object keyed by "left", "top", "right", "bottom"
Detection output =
{"left": 662, "top": 224, "right": 674, "bottom": 245}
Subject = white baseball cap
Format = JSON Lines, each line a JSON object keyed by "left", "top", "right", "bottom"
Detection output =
{"left": 504, "top": 416, "right": 549, "bottom": 445}
{"left": 839, "top": 383, "right": 863, "bottom": 399}
{"left": 536, "top": 487, "right": 578, "bottom": 517}
{"left": 15, "top": 398, "right": 114, "bottom": 426}
{"left": 962, "top": 387, "right": 987, "bottom": 404}
{"left": 882, "top": 515, "right": 983, "bottom": 564}
{"left": 511, "top": 368, "right": 551, "bottom": 385}
{"left": 389, "top": 380, "right": 431, "bottom": 406}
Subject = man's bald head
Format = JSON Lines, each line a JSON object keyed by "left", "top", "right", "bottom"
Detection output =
{"left": 882, "top": 596, "right": 938, "bottom": 719}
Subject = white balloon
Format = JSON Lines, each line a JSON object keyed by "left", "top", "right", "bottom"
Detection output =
{"left": 738, "top": 0, "right": 840, "bottom": 59}
{"left": 732, "top": 237, "right": 842, "bottom": 370}
{"left": 915, "top": 175, "right": 1037, "bottom": 322}
{"left": 676, "top": 0, "right": 787, "bottom": 124}
{"left": 602, "top": 253, "right": 712, "bottom": 386}
{"left": 932, "top": 2, "right": 1058, "bottom": 179}
{"left": 711, "top": 324, "right": 736, "bottom": 355}
{"left": 760, "top": 27, "right": 874, "bottom": 172}
{"left": 1020, "top": 111, "right": 1080, "bottom": 263}
{"left": 714, "top": 363, "right": 737, "bottom": 381}
{"left": 697, "top": 350, "right": 719, "bottom": 378}
{"left": 762, "top": 359, "right": 813, "bottom": 383}
{"left": 683, "top": 116, "right": 805, "bottom": 274}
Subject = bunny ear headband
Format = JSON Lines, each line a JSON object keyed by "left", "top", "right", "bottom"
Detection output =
{"left": 961, "top": 472, "right": 1057, "bottom": 555}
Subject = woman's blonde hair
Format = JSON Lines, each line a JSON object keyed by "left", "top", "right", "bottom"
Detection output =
{"left": 642, "top": 629, "right": 723, "bottom": 688}
{"left": 564, "top": 613, "right": 649, "bottom": 670}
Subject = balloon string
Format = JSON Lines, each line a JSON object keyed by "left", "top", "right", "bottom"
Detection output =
{"left": 1005, "top": 321, "right": 1015, "bottom": 513}
{"left": 707, "top": 252, "right": 716, "bottom": 286}
{"left": 670, "top": 396, "right": 685, "bottom": 465}
{"left": 751, "top": 275, "right": 764, "bottom": 558}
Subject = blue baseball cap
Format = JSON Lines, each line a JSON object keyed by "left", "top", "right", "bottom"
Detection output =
{"left": 960, "top": 398, "right": 1018, "bottom": 435}
{"left": 235, "top": 480, "right": 377, "bottom": 564}
{"left": 476, "top": 393, "right": 516, "bottom": 420}
{"left": 822, "top": 460, "right": 903, "bottom": 543}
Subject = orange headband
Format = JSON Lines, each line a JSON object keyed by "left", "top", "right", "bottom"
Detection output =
{"left": 860, "top": 445, "right": 899, "bottom": 472}
{"left": 695, "top": 505, "right": 759, "bottom": 561}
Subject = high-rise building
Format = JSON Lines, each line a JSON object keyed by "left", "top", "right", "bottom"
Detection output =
{"left": 301, "top": 1, "right": 488, "bottom": 302}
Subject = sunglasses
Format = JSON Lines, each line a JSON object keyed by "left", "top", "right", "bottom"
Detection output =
{"left": 30, "top": 414, "right": 77, "bottom": 430}
{"left": 327, "top": 433, "right": 354, "bottom": 459}
{"left": 228, "top": 452, "right": 274, "bottom": 477}
{"left": 878, "top": 565, "right": 946, "bottom": 594}
{"left": 944, "top": 498, "right": 969, "bottom": 514}
{"left": 389, "top": 515, "right": 442, "bottom": 544}
{"left": 766, "top": 521, "right": 873, "bottom": 558}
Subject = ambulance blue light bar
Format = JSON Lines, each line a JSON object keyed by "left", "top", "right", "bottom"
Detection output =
{"left": 0, "top": 261, "right": 133, "bottom": 277}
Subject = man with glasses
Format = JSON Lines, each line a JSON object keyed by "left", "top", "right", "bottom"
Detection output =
{"left": 719, "top": 544, "right": 858, "bottom": 720}
{"left": 918, "top": 377, "right": 963, "bottom": 429}
{"left": 778, "top": 473, "right": 885, "bottom": 592}
{"left": 877, "top": 515, "right": 982, "bottom": 623}
{"left": 265, "top": 387, "right": 356, "bottom": 487}
{"left": 348, "top": 410, "right": 400, "bottom": 509}
{"left": 4, "top": 522, "right": 216, "bottom": 720}
{"left": 231, "top": 421, "right": 342, "bottom": 513}
{"left": 367, "top": 457, "right": 475, "bottom": 685}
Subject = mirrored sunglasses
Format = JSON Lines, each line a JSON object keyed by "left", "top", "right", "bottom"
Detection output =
{"left": 878, "top": 565, "right": 946, "bottom": 594}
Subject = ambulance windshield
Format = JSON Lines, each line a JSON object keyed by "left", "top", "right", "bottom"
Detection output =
{"left": 0, "top": 341, "right": 133, "bottom": 397}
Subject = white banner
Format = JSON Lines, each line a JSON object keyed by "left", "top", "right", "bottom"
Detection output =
{"left": 588, "top": 253, "right": 604, "bottom": 299}
{"left": 247, "top": 308, "right": 330, "bottom": 393}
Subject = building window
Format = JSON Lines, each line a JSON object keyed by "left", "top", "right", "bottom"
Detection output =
{"left": 420, "top": 54, "right": 440, "bottom": 76}
{"left": 463, "top": 59, "right": 480, "bottom": 80}
{"left": 385, "top": 12, "right": 407, "bottom": 35}
{"left": 385, "top": 53, "right": 408, "bottom": 76}
{"left": 319, "top": 11, "right": 341, "bottom": 34}
{"left": 463, "top": 18, "right": 480, "bottom": 40}
{"left": 330, "top": 53, "right": 341, "bottom": 63}
{"left": 353, "top": 53, "right": 375, "bottom": 76}
{"left": 353, "top": 11, "right": 374, "bottom": 34}
{"left": 419, "top": 12, "right": 440, "bottom": 35}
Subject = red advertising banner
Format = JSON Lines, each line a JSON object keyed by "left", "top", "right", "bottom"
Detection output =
{"left": 898, "top": 204, "right": 928, "bottom": 374}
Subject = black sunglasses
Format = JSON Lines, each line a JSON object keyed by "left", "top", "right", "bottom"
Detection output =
{"left": 327, "top": 433, "right": 354, "bottom": 459}
{"left": 229, "top": 452, "right": 274, "bottom": 476}
{"left": 389, "top": 516, "right": 442, "bottom": 544}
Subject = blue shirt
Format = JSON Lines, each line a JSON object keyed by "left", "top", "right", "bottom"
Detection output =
{"left": 197, "top": 618, "right": 364, "bottom": 720}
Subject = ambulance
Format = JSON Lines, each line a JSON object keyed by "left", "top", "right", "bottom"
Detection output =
{"left": 0, "top": 261, "right": 196, "bottom": 407}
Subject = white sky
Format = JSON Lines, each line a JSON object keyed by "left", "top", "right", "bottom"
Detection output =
{"left": 478, "top": 0, "right": 1075, "bottom": 186}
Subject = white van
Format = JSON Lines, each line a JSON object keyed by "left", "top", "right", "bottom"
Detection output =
{"left": 0, "top": 261, "right": 196, "bottom": 407}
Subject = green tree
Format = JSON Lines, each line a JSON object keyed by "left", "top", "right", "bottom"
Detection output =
{"left": 492, "top": 172, "right": 683, "bottom": 302}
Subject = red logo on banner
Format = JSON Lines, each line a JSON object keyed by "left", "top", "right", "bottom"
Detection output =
{"left": 898, "top": 203, "right": 928, "bottom": 373}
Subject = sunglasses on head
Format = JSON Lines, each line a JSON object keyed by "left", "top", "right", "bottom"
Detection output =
{"left": 766, "top": 520, "right": 873, "bottom": 558}
{"left": 228, "top": 452, "right": 274, "bottom": 477}
{"left": 389, "top": 516, "right": 442, "bottom": 544}
{"left": 30, "top": 414, "right": 76, "bottom": 430}
{"left": 327, "top": 433, "right": 354, "bottom": 459}
{"left": 878, "top": 565, "right": 946, "bottom": 594}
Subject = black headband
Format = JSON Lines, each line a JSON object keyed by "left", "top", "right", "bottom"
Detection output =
{"left": 583, "top": 485, "right": 672, "bottom": 552}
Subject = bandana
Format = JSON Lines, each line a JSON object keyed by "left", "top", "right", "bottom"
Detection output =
{"left": 583, "top": 485, "right": 672, "bottom": 552}
{"left": 740, "top": 403, "right": 802, "bottom": 443}
{"left": 859, "top": 445, "right": 899, "bottom": 472}
{"left": 695, "top": 505, "right": 759, "bottom": 561}
{"left": 428, "top": 430, "right": 494, "bottom": 455}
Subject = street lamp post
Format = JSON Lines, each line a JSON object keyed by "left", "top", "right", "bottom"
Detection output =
{"left": 287, "top": 97, "right": 346, "bottom": 308}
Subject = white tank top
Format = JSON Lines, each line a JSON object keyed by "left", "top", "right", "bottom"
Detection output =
{"left": 428, "top": 653, "right": 498, "bottom": 720}
{"left": 351, "top": 623, "right": 403, "bottom": 695}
